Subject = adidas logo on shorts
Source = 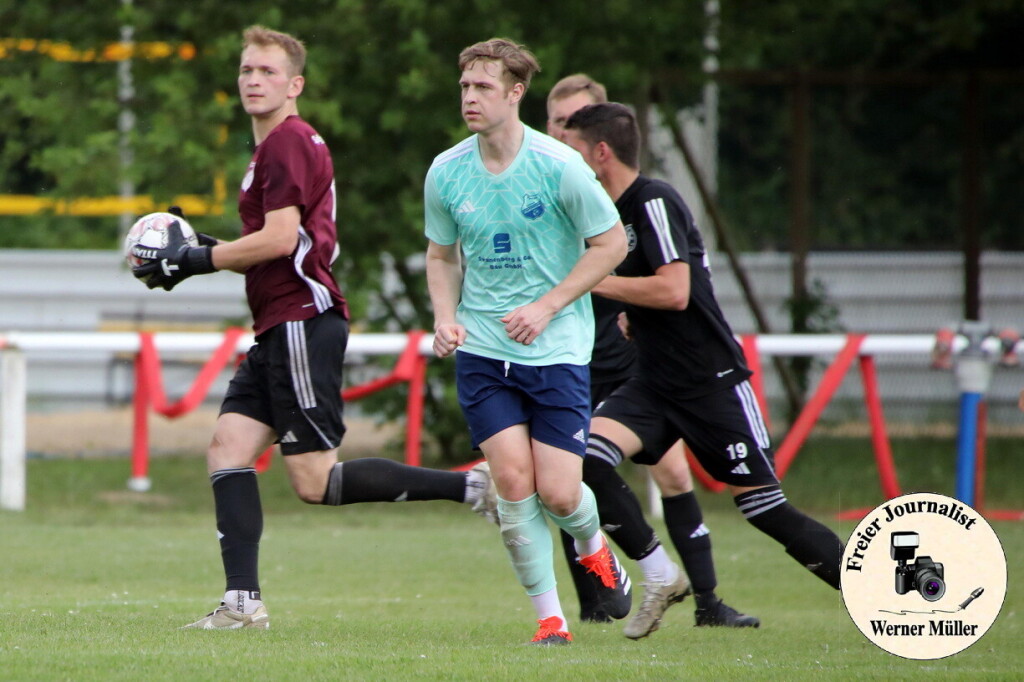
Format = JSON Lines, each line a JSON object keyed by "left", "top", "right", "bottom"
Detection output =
{"left": 573, "top": 429, "right": 586, "bottom": 443}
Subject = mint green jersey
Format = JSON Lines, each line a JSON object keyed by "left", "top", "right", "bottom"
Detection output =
{"left": 425, "top": 125, "right": 619, "bottom": 366}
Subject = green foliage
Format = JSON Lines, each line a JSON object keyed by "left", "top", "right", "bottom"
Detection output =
{"left": 783, "top": 277, "right": 844, "bottom": 403}
{"left": 717, "top": 0, "right": 1024, "bottom": 252}
{"left": 2, "top": 1, "right": 1022, "bottom": 455}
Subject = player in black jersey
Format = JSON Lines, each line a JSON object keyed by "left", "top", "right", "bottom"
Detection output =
{"left": 547, "top": 75, "right": 758, "bottom": 638}
{"left": 562, "top": 102, "right": 845, "bottom": 609}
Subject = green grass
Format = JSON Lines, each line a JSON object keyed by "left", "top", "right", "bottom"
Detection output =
{"left": 1, "top": 437, "right": 1022, "bottom": 680}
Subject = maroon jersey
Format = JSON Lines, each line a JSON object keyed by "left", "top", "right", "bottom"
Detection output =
{"left": 238, "top": 115, "right": 348, "bottom": 335}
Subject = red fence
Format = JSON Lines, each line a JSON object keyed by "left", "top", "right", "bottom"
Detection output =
{"left": 130, "top": 329, "right": 427, "bottom": 488}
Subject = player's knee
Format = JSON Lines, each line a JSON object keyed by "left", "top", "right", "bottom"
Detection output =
{"left": 652, "top": 473, "right": 688, "bottom": 498}
{"left": 651, "top": 450, "right": 692, "bottom": 496}
{"left": 491, "top": 463, "right": 537, "bottom": 501}
{"left": 206, "top": 436, "right": 250, "bottom": 473}
{"left": 291, "top": 470, "right": 330, "bottom": 504}
{"left": 294, "top": 483, "right": 325, "bottom": 504}
{"left": 536, "top": 484, "right": 581, "bottom": 518}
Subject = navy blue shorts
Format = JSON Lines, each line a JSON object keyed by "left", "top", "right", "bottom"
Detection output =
{"left": 455, "top": 351, "right": 591, "bottom": 457}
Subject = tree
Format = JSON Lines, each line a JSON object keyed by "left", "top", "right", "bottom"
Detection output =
{"left": 1, "top": 0, "right": 1020, "bottom": 455}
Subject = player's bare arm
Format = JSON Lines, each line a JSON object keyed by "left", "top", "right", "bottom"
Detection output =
{"left": 502, "top": 221, "right": 627, "bottom": 345}
{"left": 211, "top": 206, "right": 301, "bottom": 273}
{"left": 592, "top": 260, "right": 691, "bottom": 311}
{"left": 425, "top": 239, "right": 466, "bottom": 358}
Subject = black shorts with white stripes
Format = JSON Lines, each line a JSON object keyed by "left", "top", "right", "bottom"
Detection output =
{"left": 221, "top": 310, "right": 348, "bottom": 455}
{"left": 593, "top": 376, "right": 779, "bottom": 487}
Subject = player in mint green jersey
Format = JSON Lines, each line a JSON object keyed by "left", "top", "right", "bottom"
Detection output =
{"left": 424, "top": 38, "right": 631, "bottom": 646}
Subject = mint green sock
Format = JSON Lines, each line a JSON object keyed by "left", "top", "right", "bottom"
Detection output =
{"left": 497, "top": 494, "right": 556, "bottom": 596}
{"left": 543, "top": 483, "right": 602, "bottom": 556}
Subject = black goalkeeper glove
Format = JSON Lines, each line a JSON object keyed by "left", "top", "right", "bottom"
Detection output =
{"left": 167, "top": 205, "right": 218, "bottom": 247}
{"left": 131, "top": 220, "right": 216, "bottom": 291}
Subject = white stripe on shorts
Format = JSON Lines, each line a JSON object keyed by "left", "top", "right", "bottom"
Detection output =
{"left": 287, "top": 321, "right": 317, "bottom": 409}
{"left": 734, "top": 381, "right": 771, "bottom": 449}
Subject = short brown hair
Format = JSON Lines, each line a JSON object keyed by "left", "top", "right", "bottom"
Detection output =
{"left": 565, "top": 102, "right": 641, "bottom": 169}
{"left": 458, "top": 38, "right": 541, "bottom": 91}
{"left": 547, "top": 73, "right": 608, "bottom": 108}
{"left": 242, "top": 25, "right": 306, "bottom": 76}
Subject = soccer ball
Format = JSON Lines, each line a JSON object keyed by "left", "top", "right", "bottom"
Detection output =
{"left": 124, "top": 211, "right": 198, "bottom": 269}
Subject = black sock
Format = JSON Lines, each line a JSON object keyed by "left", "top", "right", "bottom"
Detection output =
{"left": 734, "top": 485, "right": 844, "bottom": 589}
{"left": 211, "top": 467, "right": 262, "bottom": 592}
{"left": 322, "top": 458, "right": 466, "bottom": 505}
{"left": 663, "top": 491, "right": 717, "bottom": 594}
{"left": 582, "top": 449, "right": 659, "bottom": 561}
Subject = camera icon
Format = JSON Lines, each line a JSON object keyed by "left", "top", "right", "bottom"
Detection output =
{"left": 891, "top": 531, "right": 945, "bottom": 601}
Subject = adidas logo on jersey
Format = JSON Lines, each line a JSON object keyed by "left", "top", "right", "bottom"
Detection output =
{"left": 573, "top": 429, "right": 586, "bottom": 443}
{"left": 731, "top": 462, "right": 751, "bottom": 475}
{"left": 456, "top": 199, "right": 476, "bottom": 214}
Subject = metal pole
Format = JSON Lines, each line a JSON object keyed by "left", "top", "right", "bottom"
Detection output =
{"left": 1, "top": 348, "right": 27, "bottom": 511}
{"left": 951, "top": 321, "right": 996, "bottom": 506}
{"left": 702, "top": 0, "right": 720, "bottom": 196}
{"left": 118, "top": 0, "right": 136, "bottom": 234}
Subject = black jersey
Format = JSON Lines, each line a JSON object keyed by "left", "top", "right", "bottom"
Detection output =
{"left": 590, "top": 292, "right": 637, "bottom": 385}
{"left": 614, "top": 175, "right": 751, "bottom": 400}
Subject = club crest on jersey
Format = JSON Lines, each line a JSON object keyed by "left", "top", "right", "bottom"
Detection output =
{"left": 624, "top": 224, "right": 638, "bottom": 252}
{"left": 520, "top": 193, "right": 545, "bottom": 220}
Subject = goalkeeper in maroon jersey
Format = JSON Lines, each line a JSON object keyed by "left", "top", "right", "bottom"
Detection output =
{"left": 132, "top": 25, "right": 496, "bottom": 630}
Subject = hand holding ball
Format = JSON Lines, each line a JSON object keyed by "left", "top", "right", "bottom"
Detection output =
{"left": 124, "top": 212, "right": 216, "bottom": 291}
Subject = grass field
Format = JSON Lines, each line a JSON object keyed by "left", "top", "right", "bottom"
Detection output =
{"left": 1, "top": 437, "right": 1021, "bottom": 680}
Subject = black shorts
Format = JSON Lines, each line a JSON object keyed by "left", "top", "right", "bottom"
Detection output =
{"left": 594, "top": 377, "right": 778, "bottom": 487}
{"left": 221, "top": 311, "right": 348, "bottom": 455}
{"left": 591, "top": 358, "right": 636, "bottom": 410}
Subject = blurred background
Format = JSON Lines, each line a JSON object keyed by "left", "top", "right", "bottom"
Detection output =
{"left": 1, "top": 0, "right": 1022, "bottom": 462}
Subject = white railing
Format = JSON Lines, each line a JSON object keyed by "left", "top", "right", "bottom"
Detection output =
{"left": 2, "top": 330, "right": 1019, "bottom": 512}
{"left": 0, "top": 331, "right": 433, "bottom": 511}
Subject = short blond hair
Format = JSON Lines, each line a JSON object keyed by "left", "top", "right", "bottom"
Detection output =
{"left": 458, "top": 38, "right": 541, "bottom": 91}
{"left": 242, "top": 25, "right": 306, "bottom": 76}
{"left": 547, "top": 73, "right": 608, "bottom": 108}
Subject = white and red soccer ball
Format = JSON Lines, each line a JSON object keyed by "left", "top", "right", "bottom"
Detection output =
{"left": 123, "top": 211, "right": 198, "bottom": 269}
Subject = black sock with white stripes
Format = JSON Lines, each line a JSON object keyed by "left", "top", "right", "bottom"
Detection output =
{"left": 733, "top": 485, "right": 844, "bottom": 589}
{"left": 322, "top": 458, "right": 467, "bottom": 505}
{"left": 581, "top": 448, "right": 660, "bottom": 560}
{"left": 211, "top": 467, "right": 263, "bottom": 592}
{"left": 662, "top": 491, "right": 717, "bottom": 594}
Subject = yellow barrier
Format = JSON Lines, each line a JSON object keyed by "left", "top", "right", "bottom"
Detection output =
{"left": 0, "top": 194, "right": 224, "bottom": 217}
{"left": 0, "top": 38, "right": 196, "bottom": 62}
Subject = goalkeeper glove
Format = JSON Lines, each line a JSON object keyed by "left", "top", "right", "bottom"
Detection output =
{"left": 167, "top": 205, "right": 219, "bottom": 247}
{"left": 131, "top": 220, "right": 216, "bottom": 291}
